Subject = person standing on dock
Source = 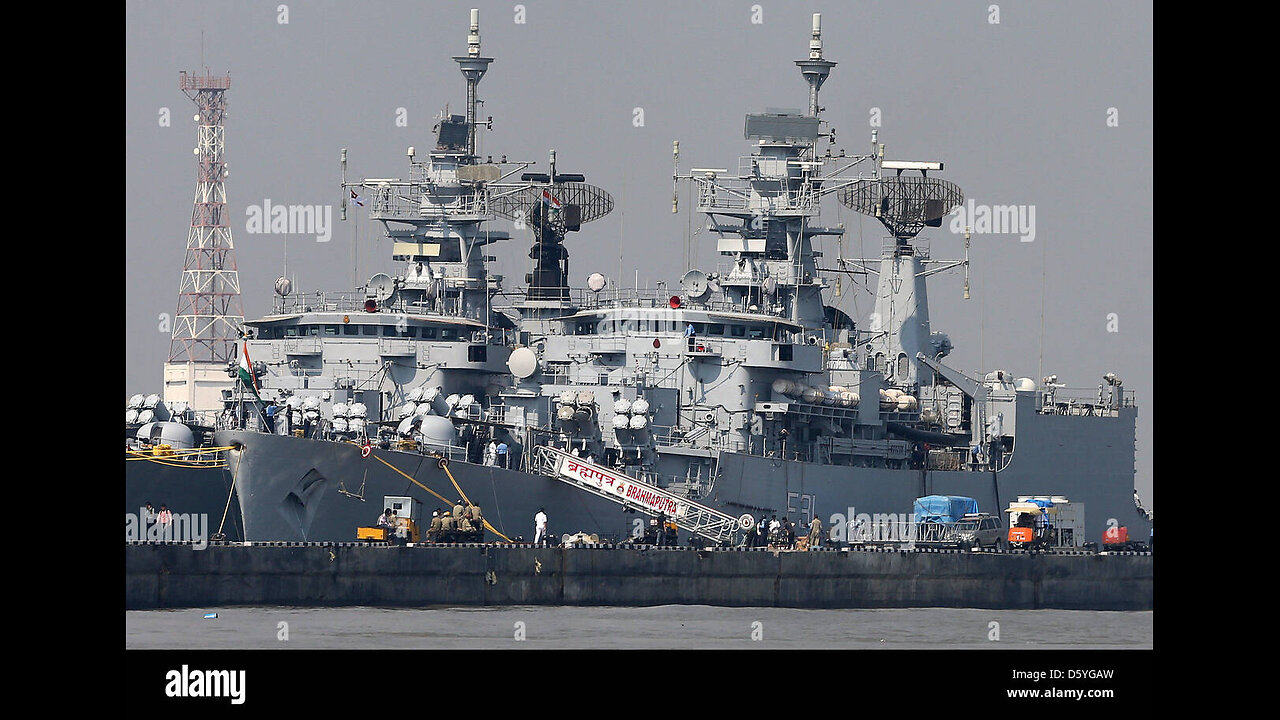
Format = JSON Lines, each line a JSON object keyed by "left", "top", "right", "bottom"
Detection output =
{"left": 157, "top": 504, "right": 173, "bottom": 540}
{"left": 534, "top": 507, "right": 548, "bottom": 546}
{"left": 808, "top": 515, "right": 822, "bottom": 549}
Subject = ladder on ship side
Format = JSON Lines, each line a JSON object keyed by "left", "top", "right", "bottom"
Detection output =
{"left": 529, "top": 445, "right": 746, "bottom": 545}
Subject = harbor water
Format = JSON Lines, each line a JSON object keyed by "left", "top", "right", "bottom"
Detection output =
{"left": 126, "top": 605, "right": 1152, "bottom": 650}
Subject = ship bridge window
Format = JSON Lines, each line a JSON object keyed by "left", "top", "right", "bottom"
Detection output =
{"left": 575, "top": 322, "right": 598, "bottom": 336}
{"left": 689, "top": 323, "right": 706, "bottom": 335}
{"left": 361, "top": 325, "right": 377, "bottom": 336}
{"left": 422, "top": 327, "right": 438, "bottom": 339}
{"left": 343, "top": 324, "right": 359, "bottom": 336}
{"left": 708, "top": 324, "right": 725, "bottom": 336}
{"left": 307, "top": 326, "right": 321, "bottom": 337}
{"left": 468, "top": 345, "right": 488, "bottom": 362}
{"left": 748, "top": 326, "right": 765, "bottom": 339}
{"left": 440, "top": 327, "right": 458, "bottom": 341}
{"left": 324, "top": 325, "right": 340, "bottom": 336}
{"left": 731, "top": 325, "right": 746, "bottom": 337}
{"left": 284, "top": 326, "right": 299, "bottom": 338}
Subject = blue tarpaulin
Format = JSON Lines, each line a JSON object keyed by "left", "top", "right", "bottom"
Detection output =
{"left": 913, "top": 495, "right": 980, "bottom": 524}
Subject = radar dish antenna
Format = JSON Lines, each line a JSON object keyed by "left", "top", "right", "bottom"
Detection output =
{"left": 507, "top": 346, "right": 539, "bottom": 379}
{"left": 491, "top": 181, "right": 615, "bottom": 230}
{"left": 838, "top": 175, "right": 963, "bottom": 241}
{"left": 490, "top": 154, "right": 615, "bottom": 301}
{"left": 367, "top": 273, "right": 396, "bottom": 302}
{"left": 681, "top": 269, "right": 710, "bottom": 300}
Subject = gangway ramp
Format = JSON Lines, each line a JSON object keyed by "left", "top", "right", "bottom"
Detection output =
{"left": 530, "top": 445, "right": 746, "bottom": 545}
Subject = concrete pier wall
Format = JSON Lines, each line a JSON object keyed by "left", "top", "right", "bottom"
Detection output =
{"left": 125, "top": 544, "right": 1153, "bottom": 611}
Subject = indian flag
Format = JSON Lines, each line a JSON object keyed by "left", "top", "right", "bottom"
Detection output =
{"left": 238, "top": 341, "right": 261, "bottom": 400}
{"left": 541, "top": 189, "right": 561, "bottom": 209}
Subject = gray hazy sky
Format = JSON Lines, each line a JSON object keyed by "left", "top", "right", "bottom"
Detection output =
{"left": 125, "top": 0, "right": 1153, "bottom": 505}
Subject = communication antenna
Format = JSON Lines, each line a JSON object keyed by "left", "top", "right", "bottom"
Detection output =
{"left": 170, "top": 69, "right": 242, "bottom": 366}
{"left": 672, "top": 140, "right": 680, "bottom": 214}
{"left": 964, "top": 226, "right": 971, "bottom": 300}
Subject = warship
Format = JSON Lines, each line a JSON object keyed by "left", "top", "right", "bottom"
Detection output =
{"left": 213, "top": 10, "right": 1150, "bottom": 547}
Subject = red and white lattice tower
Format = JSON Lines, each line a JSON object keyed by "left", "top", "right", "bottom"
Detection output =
{"left": 163, "top": 71, "right": 243, "bottom": 414}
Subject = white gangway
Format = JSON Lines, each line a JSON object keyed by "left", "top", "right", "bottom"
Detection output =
{"left": 529, "top": 445, "right": 749, "bottom": 545}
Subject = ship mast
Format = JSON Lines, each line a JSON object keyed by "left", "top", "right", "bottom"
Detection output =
{"left": 454, "top": 8, "right": 493, "bottom": 162}
{"left": 796, "top": 13, "right": 836, "bottom": 118}
{"left": 672, "top": 13, "right": 875, "bottom": 332}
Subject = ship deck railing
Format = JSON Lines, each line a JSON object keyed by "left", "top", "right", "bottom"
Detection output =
{"left": 365, "top": 183, "right": 492, "bottom": 221}
{"left": 269, "top": 292, "right": 493, "bottom": 326}
{"left": 688, "top": 166, "right": 821, "bottom": 213}
{"left": 566, "top": 288, "right": 789, "bottom": 319}
{"left": 1036, "top": 387, "right": 1135, "bottom": 416}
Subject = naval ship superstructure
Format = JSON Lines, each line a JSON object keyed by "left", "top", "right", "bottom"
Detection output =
{"left": 216, "top": 11, "right": 1148, "bottom": 546}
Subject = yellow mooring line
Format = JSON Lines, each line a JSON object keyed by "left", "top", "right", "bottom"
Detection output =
{"left": 125, "top": 446, "right": 231, "bottom": 469}
{"left": 370, "top": 452, "right": 512, "bottom": 542}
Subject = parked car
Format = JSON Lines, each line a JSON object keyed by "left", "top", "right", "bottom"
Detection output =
{"left": 953, "top": 513, "right": 1004, "bottom": 550}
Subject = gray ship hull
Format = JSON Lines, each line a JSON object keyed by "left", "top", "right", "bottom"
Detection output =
{"left": 217, "top": 395, "right": 1146, "bottom": 545}
{"left": 217, "top": 430, "right": 640, "bottom": 543}
{"left": 124, "top": 459, "right": 243, "bottom": 541}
